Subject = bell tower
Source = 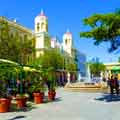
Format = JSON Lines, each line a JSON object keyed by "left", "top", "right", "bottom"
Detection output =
{"left": 35, "top": 9, "right": 48, "bottom": 33}
{"left": 63, "top": 29, "right": 73, "bottom": 56}
{"left": 35, "top": 10, "right": 50, "bottom": 58}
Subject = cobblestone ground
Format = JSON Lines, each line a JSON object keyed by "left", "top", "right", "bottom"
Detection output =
{"left": 1, "top": 88, "right": 120, "bottom": 120}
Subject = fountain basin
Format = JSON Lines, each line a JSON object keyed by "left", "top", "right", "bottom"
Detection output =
{"left": 64, "top": 82, "right": 108, "bottom": 92}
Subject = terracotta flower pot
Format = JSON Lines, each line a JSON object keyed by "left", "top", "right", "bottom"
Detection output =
{"left": 0, "top": 98, "right": 9, "bottom": 113}
{"left": 16, "top": 97, "right": 27, "bottom": 109}
{"left": 48, "top": 90, "right": 56, "bottom": 101}
{"left": 33, "top": 92, "right": 43, "bottom": 104}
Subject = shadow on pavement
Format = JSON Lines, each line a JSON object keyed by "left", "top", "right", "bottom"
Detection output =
{"left": 10, "top": 102, "right": 37, "bottom": 112}
{"left": 44, "top": 97, "right": 62, "bottom": 103}
{"left": 54, "top": 97, "right": 62, "bottom": 102}
{"left": 94, "top": 93, "right": 120, "bottom": 102}
{"left": 8, "top": 115, "right": 26, "bottom": 120}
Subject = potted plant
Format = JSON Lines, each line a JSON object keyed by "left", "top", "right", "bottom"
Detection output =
{"left": 15, "top": 93, "right": 29, "bottom": 109}
{"left": 0, "top": 65, "right": 16, "bottom": 113}
{"left": 30, "top": 72, "right": 45, "bottom": 104}
{"left": 15, "top": 73, "right": 29, "bottom": 109}
{"left": 0, "top": 78, "right": 11, "bottom": 113}
{"left": 47, "top": 70, "right": 56, "bottom": 101}
{"left": 0, "top": 59, "right": 24, "bottom": 112}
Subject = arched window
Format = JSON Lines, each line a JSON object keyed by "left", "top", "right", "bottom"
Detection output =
{"left": 41, "top": 22, "right": 45, "bottom": 30}
{"left": 24, "top": 34, "right": 28, "bottom": 40}
{"left": 37, "top": 23, "right": 40, "bottom": 32}
{"left": 10, "top": 33, "right": 14, "bottom": 38}
{"left": 65, "top": 39, "right": 67, "bottom": 45}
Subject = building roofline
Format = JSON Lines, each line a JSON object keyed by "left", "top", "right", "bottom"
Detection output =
{"left": 0, "top": 16, "right": 34, "bottom": 34}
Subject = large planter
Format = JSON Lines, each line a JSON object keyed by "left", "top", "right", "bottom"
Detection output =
{"left": 0, "top": 98, "right": 10, "bottom": 113}
{"left": 33, "top": 92, "right": 44, "bottom": 104}
{"left": 48, "top": 90, "right": 56, "bottom": 101}
{"left": 16, "top": 97, "right": 27, "bottom": 109}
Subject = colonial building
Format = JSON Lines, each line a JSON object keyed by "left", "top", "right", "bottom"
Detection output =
{"left": 0, "top": 10, "right": 87, "bottom": 82}
{"left": 0, "top": 16, "right": 34, "bottom": 64}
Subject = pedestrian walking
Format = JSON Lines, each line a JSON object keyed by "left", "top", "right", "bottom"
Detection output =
{"left": 109, "top": 75, "right": 119, "bottom": 95}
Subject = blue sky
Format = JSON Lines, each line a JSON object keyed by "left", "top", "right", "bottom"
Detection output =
{"left": 0, "top": 0, "right": 120, "bottom": 63}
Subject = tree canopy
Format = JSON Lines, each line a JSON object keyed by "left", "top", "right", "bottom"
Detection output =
{"left": 32, "top": 49, "right": 64, "bottom": 71}
{"left": 29, "top": 48, "right": 78, "bottom": 73}
{"left": 80, "top": 10, "right": 120, "bottom": 52}
{"left": 88, "top": 58, "right": 106, "bottom": 77}
{"left": 65, "top": 62, "right": 77, "bottom": 72}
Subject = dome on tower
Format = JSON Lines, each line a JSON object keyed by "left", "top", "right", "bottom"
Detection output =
{"left": 63, "top": 29, "right": 72, "bottom": 39}
{"left": 66, "top": 29, "right": 72, "bottom": 35}
{"left": 38, "top": 9, "right": 47, "bottom": 19}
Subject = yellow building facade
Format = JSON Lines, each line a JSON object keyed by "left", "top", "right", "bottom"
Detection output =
{"left": 104, "top": 63, "right": 120, "bottom": 80}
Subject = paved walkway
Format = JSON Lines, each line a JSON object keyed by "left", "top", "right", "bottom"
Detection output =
{"left": 1, "top": 88, "right": 120, "bottom": 120}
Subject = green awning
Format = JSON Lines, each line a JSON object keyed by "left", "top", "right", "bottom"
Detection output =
{"left": 112, "top": 66, "right": 120, "bottom": 71}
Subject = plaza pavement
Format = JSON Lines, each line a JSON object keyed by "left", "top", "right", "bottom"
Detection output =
{"left": 0, "top": 88, "right": 120, "bottom": 120}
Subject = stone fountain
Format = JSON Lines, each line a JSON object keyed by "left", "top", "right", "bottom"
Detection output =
{"left": 65, "top": 65, "right": 106, "bottom": 92}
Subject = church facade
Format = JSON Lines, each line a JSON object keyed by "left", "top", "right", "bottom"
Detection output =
{"left": 34, "top": 10, "right": 86, "bottom": 77}
{"left": 0, "top": 10, "right": 87, "bottom": 82}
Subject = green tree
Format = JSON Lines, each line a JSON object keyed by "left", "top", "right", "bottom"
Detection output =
{"left": 80, "top": 10, "right": 120, "bottom": 52}
{"left": 65, "top": 63, "right": 77, "bottom": 72}
{"left": 32, "top": 48, "right": 64, "bottom": 71}
{"left": 89, "top": 61, "right": 106, "bottom": 77}
{"left": 39, "top": 49, "right": 64, "bottom": 90}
